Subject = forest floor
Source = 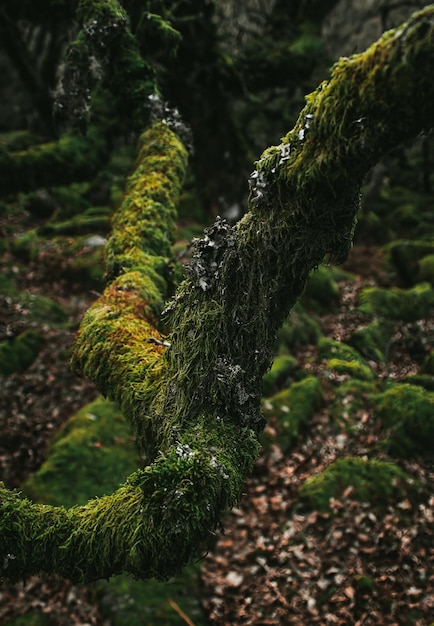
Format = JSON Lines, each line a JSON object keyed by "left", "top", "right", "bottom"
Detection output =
{"left": 0, "top": 210, "right": 433, "bottom": 625}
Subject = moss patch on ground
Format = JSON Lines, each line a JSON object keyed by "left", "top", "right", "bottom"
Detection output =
{"left": 299, "top": 457, "right": 420, "bottom": 512}
{"left": 302, "top": 265, "right": 340, "bottom": 313}
{"left": 262, "top": 354, "right": 297, "bottom": 396}
{"left": 358, "top": 283, "right": 434, "bottom": 321}
{"left": 348, "top": 319, "right": 394, "bottom": 363}
{"left": 262, "top": 376, "right": 322, "bottom": 451}
{"left": 374, "top": 383, "right": 434, "bottom": 457}
{"left": 22, "top": 397, "right": 138, "bottom": 507}
{"left": 96, "top": 565, "right": 207, "bottom": 626}
{"left": 276, "top": 303, "right": 322, "bottom": 352}
{"left": 0, "top": 330, "right": 44, "bottom": 376}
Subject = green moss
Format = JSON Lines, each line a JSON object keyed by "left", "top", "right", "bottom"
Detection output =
{"left": 329, "top": 378, "right": 377, "bottom": 427}
{"left": 400, "top": 374, "right": 434, "bottom": 391}
{"left": 302, "top": 265, "right": 340, "bottom": 312}
{"left": 36, "top": 213, "right": 110, "bottom": 237}
{"left": 0, "top": 273, "right": 18, "bottom": 297}
{"left": 262, "top": 354, "right": 297, "bottom": 396}
{"left": 96, "top": 565, "right": 207, "bottom": 626}
{"left": 262, "top": 376, "right": 322, "bottom": 451}
{"left": 276, "top": 303, "right": 322, "bottom": 352}
{"left": 23, "top": 397, "right": 138, "bottom": 508}
{"left": 299, "top": 457, "right": 419, "bottom": 512}
{"left": 318, "top": 337, "right": 365, "bottom": 363}
{"left": 417, "top": 253, "right": 434, "bottom": 285}
{"left": 358, "top": 283, "right": 434, "bottom": 321}
{"left": 20, "top": 294, "right": 68, "bottom": 325}
{"left": 0, "top": 330, "right": 44, "bottom": 376}
{"left": 381, "top": 239, "right": 434, "bottom": 285}
{"left": 348, "top": 319, "right": 394, "bottom": 362}
{"left": 375, "top": 383, "right": 434, "bottom": 457}
{"left": 325, "top": 358, "right": 374, "bottom": 381}
{"left": 4, "top": 613, "right": 51, "bottom": 626}
{"left": 421, "top": 351, "right": 434, "bottom": 375}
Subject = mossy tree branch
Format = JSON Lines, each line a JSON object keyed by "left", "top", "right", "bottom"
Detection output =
{"left": 2, "top": 6, "right": 434, "bottom": 583}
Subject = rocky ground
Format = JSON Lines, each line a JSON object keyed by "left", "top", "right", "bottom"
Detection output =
{"left": 0, "top": 202, "right": 433, "bottom": 624}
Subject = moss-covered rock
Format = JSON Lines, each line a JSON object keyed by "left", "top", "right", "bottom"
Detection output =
{"left": 96, "top": 565, "right": 207, "bottom": 626}
{"left": 347, "top": 319, "right": 394, "bottom": 362}
{"left": 276, "top": 303, "right": 322, "bottom": 352}
{"left": 400, "top": 374, "right": 434, "bottom": 391}
{"left": 381, "top": 239, "right": 434, "bottom": 285}
{"left": 299, "top": 457, "right": 419, "bottom": 512}
{"left": 262, "top": 354, "right": 297, "bottom": 396}
{"left": 329, "top": 379, "right": 377, "bottom": 427}
{"left": 325, "top": 358, "right": 374, "bottom": 381}
{"left": 302, "top": 265, "right": 340, "bottom": 312}
{"left": 417, "top": 253, "right": 434, "bottom": 285}
{"left": 22, "top": 397, "right": 138, "bottom": 507}
{"left": 262, "top": 376, "right": 322, "bottom": 451}
{"left": 20, "top": 294, "right": 68, "bottom": 325}
{"left": 358, "top": 283, "right": 434, "bottom": 321}
{"left": 375, "top": 383, "right": 434, "bottom": 457}
{"left": 0, "top": 330, "right": 44, "bottom": 376}
{"left": 318, "top": 337, "right": 365, "bottom": 363}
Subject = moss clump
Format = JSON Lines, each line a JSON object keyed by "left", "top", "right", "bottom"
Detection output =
{"left": 302, "top": 265, "right": 340, "bottom": 312}
{"left": 325, "top": 358, "right": 374, "bottom": 381}
{"left": 381, "top": 239, "right": 434, "bottom": 285}
{"left": 23, "top": 397, "right": 138, "bottom": 508}
{"left": 348, "top": 319, "right": 394, "bottom": 363}
{"left": 375, "top": 383, "right": 434, "bottom": 457}
{"left": 262, "top": 355, "right": 297, "bottom": 396}
{"left": 299, "top": 457, "right": 419, "bottom": 512}
{"left": 276, "top": 303, "right": 322, "bottom": 352}
{"left": 318, "top": 337, "right": 365, "bottom": 363}
{"left": 418, "top": 253, "right": 434, "bottom": 285}
{"left": 400, "top": 374, "right": 434, "bottom": 391}
{"left": 20, "top": 294, "right": 68, "bottom": 325}
{"left": 358, "top": 283, "right": 434, "bottom": 322}
{"left": 262, "top": 376, "right": 322, "bottom": 451}
{"left": 96, "top": 565, "right": 207, "bottom": 626}
{"left": 0, "top": 330, "right": 44, "bottom": 376}
{"left": 330, "top": 379, "right": 377, "bottom": 427}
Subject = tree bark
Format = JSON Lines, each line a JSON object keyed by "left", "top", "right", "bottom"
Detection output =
{"left": 1, "top": 5, "right": 434, "bottom": 583}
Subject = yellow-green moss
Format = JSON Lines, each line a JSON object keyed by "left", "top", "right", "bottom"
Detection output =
{"left": 325, "top": 358, "right": 374, "bottom": 381}
{"left": 299, "top": 457, "right": 420, "bottom": 512}
{"left": 318, "top": 337, "right": 365, "bottom": 363}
